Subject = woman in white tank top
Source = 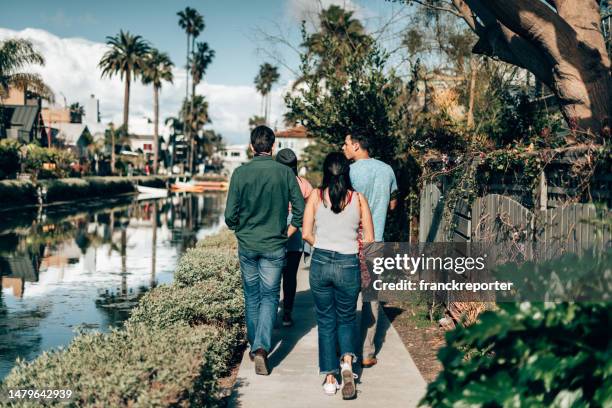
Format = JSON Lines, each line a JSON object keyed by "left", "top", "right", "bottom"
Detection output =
{"left": 302, "top": 152, "right": 374, "bottom": 399}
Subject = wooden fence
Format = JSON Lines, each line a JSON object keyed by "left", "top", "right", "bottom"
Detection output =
{"left": 419, "top": 183, "right": 611, "bottom": 261}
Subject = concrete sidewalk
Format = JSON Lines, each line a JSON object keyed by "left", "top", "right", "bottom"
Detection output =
{"left": 229, "top": 260, "right": 427, "bottom": 407}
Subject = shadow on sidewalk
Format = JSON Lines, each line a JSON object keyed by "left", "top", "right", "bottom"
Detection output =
{"left": 268, "top": 288, "right": 317, "bottom": 370}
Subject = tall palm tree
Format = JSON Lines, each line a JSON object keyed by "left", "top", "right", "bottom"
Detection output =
{"left": 99, "top": 30, "right": 150, "bottom": 148}
{"left": 188, "top": 41, "right": 215, "bottom": 171}
{"left": 142, "top": 48, "right": 174, "bottom": 174}
{"left": 180, "top": 95, "right": 211, "bottom": 168}
{"left": 254, "top": 63, "right": 280, "bottom": 124}
{"left": 177, "top": 7, "right": 204, "bottom": 172}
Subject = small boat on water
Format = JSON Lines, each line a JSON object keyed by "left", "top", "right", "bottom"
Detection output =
{"left": 194, "top": 180, "right": 228, "bottom": 191}
{"left": 170, "top": 180, "right": 206, "bottom": 193}
{"left": 136, "top": 185, "right": 168, "bottom": 200}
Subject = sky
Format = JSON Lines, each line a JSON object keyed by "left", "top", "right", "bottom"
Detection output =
{"left": 0, "top": 0, "right": 410, "bottom": 143}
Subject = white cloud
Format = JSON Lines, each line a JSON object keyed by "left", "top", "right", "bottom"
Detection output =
{"left": 0, "top": 27, "right": 289, "bottom": 143}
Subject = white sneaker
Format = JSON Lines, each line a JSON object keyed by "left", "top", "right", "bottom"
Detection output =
{"left": 340, "top": 362, "right": 357, "bottom": 400}
{"left": 323, "top": 379, "right": 340, "bottom": 396}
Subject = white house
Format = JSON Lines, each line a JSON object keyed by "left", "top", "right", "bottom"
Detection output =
{"left": 275, "top": 125, "right": 312, "bottom": 160}
{"left": 219, "top": 144, "right": 249, "bottom": 176}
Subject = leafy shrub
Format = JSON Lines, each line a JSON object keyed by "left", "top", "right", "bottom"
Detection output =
{"left": 0, "top": 139, "right": 21, "bottom": 179}
{"left": 0, "top": 179, "right": 38, "bottom": 208}
{"left": 422, "top": 254, "right": 612, "bottom": 407}
{"left": 1, "top": 323, "right": 233, "bottom": 407}
{"left": 22, "top": 144, "right": 76, "bottom": 179}
{"left": 196, "top": 229, "right": 237, "bottom": 250}
{"left": 174, "top": 247, "right": 239, "bottom": 288}
{"left": 128, "top": 280, "right": 243, "bottom": 329}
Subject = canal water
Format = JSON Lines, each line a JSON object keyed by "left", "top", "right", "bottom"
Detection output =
{"left": 0, "top": 192, "right": 225, "bottom": 380}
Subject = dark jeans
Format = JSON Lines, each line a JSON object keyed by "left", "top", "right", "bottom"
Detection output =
{"left": 309, "top": 248, "right": 361, "bottom": 375}
{"left": 282, "top": 251, "right": 303, "bottom": 313}
{"left": 238, "top": 245, "right": 286, "bottom": 353}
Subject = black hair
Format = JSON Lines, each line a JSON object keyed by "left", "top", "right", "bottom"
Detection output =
{"left": 321, "top": 152, "right": 354, "bottom": 214}
{"left": 349, "top": 130, "right": 370, "bottom": 151}
{"left": 250, "top": 125, "right": 275, "bottom": 154}
{"left": 276, "top": 148, "right": 298, "bottom": 175}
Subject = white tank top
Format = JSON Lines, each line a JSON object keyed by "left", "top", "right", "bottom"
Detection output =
{"left": 313, "top": 190, "right": 361, "bottom": 254}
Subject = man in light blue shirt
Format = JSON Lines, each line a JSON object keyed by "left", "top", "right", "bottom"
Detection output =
{"left": 343, "top": 131, "right": 397, "bottom": 367}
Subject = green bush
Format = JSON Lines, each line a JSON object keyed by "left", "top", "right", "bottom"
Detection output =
{"left": 22, "top": 144, "right": 76, "bottom": 179}
{"left": 174, "top": 247, "right": 240, "bottom": 288}
{"left": 1, "top": 323, "right": 234, "bottom": 407}
{"left": 0, "top": 139, "right": 21, "bottom": 179}
{"left": 422, "top": 253, "right": 612, "bottom": 407}
{"left": 196, "top": 229, "right": 237, "bottom": 250}
{"left": 128, "top": 280, "right": 244, "bottom": 329}
{"left": 0, "top": 179, "right": 37, "bottom": 208}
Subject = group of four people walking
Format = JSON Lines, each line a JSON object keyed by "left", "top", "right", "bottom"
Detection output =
{"left": 225, "top": 125, "right": 397, "bottom": 399}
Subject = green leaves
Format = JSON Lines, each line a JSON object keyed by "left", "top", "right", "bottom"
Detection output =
{"left": 422, "top": 295, "right": 612, "bottom": 407}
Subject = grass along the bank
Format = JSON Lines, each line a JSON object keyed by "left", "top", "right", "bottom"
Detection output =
{"left": 0, "top": 230, "right": 244, "bottom": 407}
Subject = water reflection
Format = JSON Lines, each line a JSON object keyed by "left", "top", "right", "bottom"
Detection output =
{"left": 0, "top": 192, "right": 225, "bottom": 379}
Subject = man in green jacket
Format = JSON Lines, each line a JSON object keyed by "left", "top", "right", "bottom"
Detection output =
{"left": 225, "top": 125, "right": 305, "bottom": 376}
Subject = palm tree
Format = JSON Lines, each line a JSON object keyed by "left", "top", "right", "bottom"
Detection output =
{"left": 69, "top": 102, "right": 85, "bottom": 123}
{"left": 177, "top": 7, "right": 204, "bottom": 172}
{"left": 248, "top": 115, "right": 266, "bottom": 130}
{"left": 0, "top": 38, "right": 54, "bottom": 137}
{"left": 99, "top": 30, "right": 150, "bottom": 151}
{"left": 254, "top": 63, "right": 280, "bottom": 124}
{"left": 295, "top": 5, "right": 372, "bottom": 87}
{"left": 180, "top": 95, "right": 211, "bottom": 168}
{"left": 188, "top": 41, "right": 215, "bottom": 171}
{"left": 142, "top": 49, "right": 174, "bottom": 174}
{"left": 0, "top": 38, "right": 54, "bottom": 101}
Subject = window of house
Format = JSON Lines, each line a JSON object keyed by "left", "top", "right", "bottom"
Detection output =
{"left": 231, "top": 152, "right": 240, "bottom": 157}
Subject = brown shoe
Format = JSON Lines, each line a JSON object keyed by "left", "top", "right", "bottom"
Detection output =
{"left": 253, "top": 348, "right": 270, "bottom": 375}
{"left": 362, "top": 357, "right": 377, "bottom": 368}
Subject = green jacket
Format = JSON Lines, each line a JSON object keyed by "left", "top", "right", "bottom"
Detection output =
{"left": 224, "top": 155, "right": 305, "bottom": 252}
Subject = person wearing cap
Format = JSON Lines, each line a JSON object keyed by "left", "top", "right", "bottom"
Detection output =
{"left": 276, "top": 148, "right": 313, "bottom": 327}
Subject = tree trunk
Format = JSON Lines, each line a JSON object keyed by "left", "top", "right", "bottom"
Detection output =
{"left": 467, "top": 56, "right": 477, "bottom": 128}
{"left": 184, "top": 34, "right": 191, "bottom": 174}
{"left": 189, "top": 53, "right": 196, "bottom": 174}
{"left": 153, "top": 86, "right": 159, "bottom": 174}
{"left": 123, "top": 70, "right": 131, "bottom": 135}
{"left": 482, "top": 0, "right": 612, "bottom": 135}
{"left": 449, "top": 0, "right": 611, "bottom": 136}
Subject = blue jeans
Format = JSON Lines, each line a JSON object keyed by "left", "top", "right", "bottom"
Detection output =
{"left": 309, "top": 248, "right": 361, "bottom": 375}
{"left": 238, "top": 245, "right": 286, "bottom": 353}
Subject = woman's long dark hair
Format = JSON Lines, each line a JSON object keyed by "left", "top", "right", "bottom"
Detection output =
{"left": 320, "top": 152, "right": 353, "bottom": 214}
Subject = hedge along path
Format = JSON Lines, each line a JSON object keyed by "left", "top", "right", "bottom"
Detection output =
{"left": 229, "top": 259, "right": 427, "bottom": 408}
{"left": 0, "top": 230, "right": 245, "bottom": 407}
